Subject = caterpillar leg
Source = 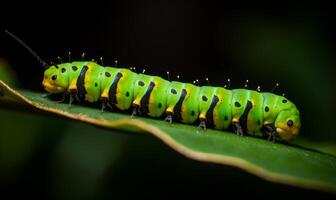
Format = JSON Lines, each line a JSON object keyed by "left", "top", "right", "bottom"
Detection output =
{"left": 263, "top": 124, "right": 276, "bottom": 143}
{"left": 69, "top": 92, "right": 80, "bottom": 107}
{"left": 69, "top": 93, "right": 75, "bottom": 107}
{"left": 41, "top": 92, "right": 67, "bottom": 103}
{"left": 55, "top": 93, "right": 66, "bottom": 103}
{"left": 165, "top": 112, "right": 173, "bottom": 124}
{"left": 101, "top": 98, "right": 108, "bottom": 113}
{"left": 42, "top": 92, "right": 66, "bottom": 103}
{"left": 131, "top": 104, "right": 140, "bottom": 118}
{"left": 233, "top": 122, "right": 244, "bottom": 136}
{"left": 198, "top": 120, "right": 207, "bottom": 131}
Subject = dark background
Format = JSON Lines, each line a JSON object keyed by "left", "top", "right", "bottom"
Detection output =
{"left": 1, "top": 0, "right": 336, "bottom": 199}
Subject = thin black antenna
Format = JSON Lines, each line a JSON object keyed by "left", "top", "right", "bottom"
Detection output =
{"left": 5, "top": 30, "right": 49, "bottom": 68}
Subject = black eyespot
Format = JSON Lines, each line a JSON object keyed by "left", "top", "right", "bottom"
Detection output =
{"left": 265, "top": 106, "right": 269, "bottom": 112}
{"left": 138, "top": 81, "right": 145, "bottom": 86}
{"left": 282, "top": 99, "right": 288, "bottom": 103}
{"left": 191, "top": 111, "right": 195, "bottom": 116}
{"left": 55, "top": 65, "right": 59, "bottom": 69}
{"left": 287, "top": 120, "right": 294, "bottom": 127}
{"left": 158, "top": 103, "right": 162, "bottom": 108}
{"left": 235, "top": 101, "right": 241, "bottom": 107}
{"left": 94, "top": 82, "right": 98, "bottom": 87}
{"left": 72, "top": 66, "right": 78, "bottom": 71}
{"left": 171, "top": 89, "right": 177, "bottom": 94}
{"left": 61, "top": 68, "right": 66, "bottom": 73}
{"left": 202, "top": 96, "right": 208, "bottom": 102}
{"left": 126, "top": 92, "right": 130, "bottom": 97}
{"left": 105, "top": 72, "right": 111, "bottom": 77}
{"left": 51, "top": 75, "right": 57, "bottom": 80}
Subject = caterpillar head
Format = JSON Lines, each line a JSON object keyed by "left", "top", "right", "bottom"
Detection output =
{"left": 274, "top": 108, "right": 301, "bottom": 141}
{"left": 42, "top": 64, "right": 69, "bottom": 93}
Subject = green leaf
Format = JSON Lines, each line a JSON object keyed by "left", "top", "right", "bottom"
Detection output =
{"left": 0, "top": 80, "right": 336, "bottom": 194}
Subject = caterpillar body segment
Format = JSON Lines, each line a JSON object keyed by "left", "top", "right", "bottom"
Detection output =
{"left": 211, "top": 87, "right": 232, "bottom": 130}
{"left": 133, "top": 74, "right": 171, "bottom": 117}
{"left": 105, "top": 67, "right": 136, "bottom": 110}
{"left": 42, "top": 61, "right": 301, "bottom": 142}
{"left": 231, "top": 89, "right": 264, "bottom": 135}
{"left": 167, "top": 82, "right": 200, "bottom": 124}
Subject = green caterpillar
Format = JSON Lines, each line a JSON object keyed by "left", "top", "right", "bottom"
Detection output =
{"left": 6, "top": 30, "right": 301, "bottom": 142}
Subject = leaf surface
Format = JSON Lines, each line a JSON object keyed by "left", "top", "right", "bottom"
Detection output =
{"left": 0, "top": 81, "right": 335, "bottom": 193}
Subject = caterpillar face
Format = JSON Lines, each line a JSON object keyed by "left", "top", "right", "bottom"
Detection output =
{"left": 42, "top": 65, "right": 69, "bottom": 93}
{"left": 274, "top": 109, "right": 301, "bottom": 140}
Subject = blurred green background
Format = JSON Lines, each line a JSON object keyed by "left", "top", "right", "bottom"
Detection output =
{"left": 1, "top": 0, "right": 336, "bottom": 198}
